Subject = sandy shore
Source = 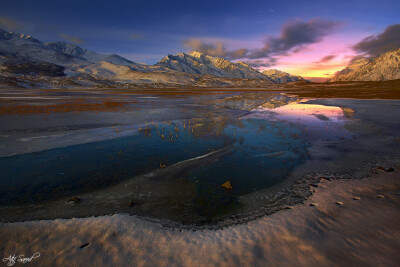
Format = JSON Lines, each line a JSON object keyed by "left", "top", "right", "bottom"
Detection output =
{"left": 1, "top": 166, "right": 399, "bottom": 267}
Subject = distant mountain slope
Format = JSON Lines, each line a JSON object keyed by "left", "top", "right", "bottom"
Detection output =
{"left": 0, "top": 28, "right": 141, "bottom": 72}
{"left": 262, "top": 69, "right": 306, "bottom": 83}
{"left": 330, "top": 48, "right": 400, "bottom": 82}
{"left": 157, "top": 51, "right": 271, "bottom": 80}
{"left": 45, "top": 42, "right": 135, "bottom": 66}
{"left": 0, "top": 28, "right": 87, "bottom": 69}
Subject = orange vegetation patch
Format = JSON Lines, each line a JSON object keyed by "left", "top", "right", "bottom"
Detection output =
{"left": 0, "top": 101, "right": 131, "bottom": 115}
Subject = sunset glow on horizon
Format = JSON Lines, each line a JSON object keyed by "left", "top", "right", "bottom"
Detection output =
{"left": 255, "top": 32, "right": 368, "bottom": 81}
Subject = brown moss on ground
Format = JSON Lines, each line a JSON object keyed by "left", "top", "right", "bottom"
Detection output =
{"left": 0, "top": 100, "right": 132, "bottom": 115}
{"left": 102, "top": 79, "right": 400, "bottom": 99}
{"left": 1, "top": 79, "right": 400, "bottom": 115}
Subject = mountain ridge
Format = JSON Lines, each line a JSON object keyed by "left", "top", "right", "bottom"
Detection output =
{"left": 330, "top": 49, "right": 400, "bottom": 82}
{"left": 157, "top": 51, "right": 272, "bottom": 80}
{"left": 44, "top": 41, "right": 135, "bottom": 66}
{"left": 262, "top": 69, "right": 306, "bottom": 83}
{"left": 0, "top": 27, "right": 306, "bottom": 87}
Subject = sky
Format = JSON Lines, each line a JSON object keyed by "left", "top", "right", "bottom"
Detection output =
{"left": 0, "top": 0, "right": 399, "bottom": 81}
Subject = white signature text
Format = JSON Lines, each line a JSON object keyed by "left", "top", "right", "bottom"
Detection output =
{"left": 2, "top": 253, "right": 40, "bottom": 266}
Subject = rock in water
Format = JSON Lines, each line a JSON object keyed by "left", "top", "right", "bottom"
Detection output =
{"left": 221, "top": 181, "right": 233, "bottom": 190}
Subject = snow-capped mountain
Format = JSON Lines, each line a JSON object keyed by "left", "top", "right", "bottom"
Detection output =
{"left": 0, "top": 28, "right": 87, "bottom": 69}
{"left": 157, "top": 51, "right": 272, "bottom": 80}
{"left": 0, "top": 28, "right": 144, "bottom": 72}
{"left": 0, "top": 28, "right": 295, "bottom": 88}
{"left": 262, "top": 69, "right": 305, "bottom": 83}
{"left": 330, "top": 48, "right": 400, "bottom": 82}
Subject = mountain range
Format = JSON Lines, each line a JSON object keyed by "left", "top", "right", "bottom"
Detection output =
{"left": 2, "top": 27, "right": 399, "bottom": 88}
{"left": 157, "top": 51, "right": 270, "bottom": 80}
{"left": 0, "top": 28, "right": 307, "bottom": 88}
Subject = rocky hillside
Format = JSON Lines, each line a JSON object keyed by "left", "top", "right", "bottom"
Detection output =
{"left": 330, "top": 48, "right": 400, "bottom": 82}
{"left": 157, "top": 51, "right": 271, "bottom": 80}
{"left": 262, "top": 69, "right": 305, "bottom": 83}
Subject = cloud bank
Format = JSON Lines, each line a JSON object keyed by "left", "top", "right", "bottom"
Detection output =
{"left": 184, "top": 18, "right": 341, "bottom": 64}
{"left": 247, "top": 18, "right": 341, "bottom": 59}
{"left": 353, "top": 24, "right": 400, "bottom": 56}
{"left": 315, "top": 55, "right": 336, "bottom": 63}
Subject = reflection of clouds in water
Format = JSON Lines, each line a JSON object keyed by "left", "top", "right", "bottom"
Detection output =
{"left": 246, "top": 103, "right": 352, "bottom": 141}
{"left": 253, "top": 103, "right": 344, "bottom": 123}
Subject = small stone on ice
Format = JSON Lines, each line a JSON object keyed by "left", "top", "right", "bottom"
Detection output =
{"left": 221, "top": 180, "right": 233, "bottom": 190}
{"left": 68, "top": 196, "right": 80, "bottom": 204}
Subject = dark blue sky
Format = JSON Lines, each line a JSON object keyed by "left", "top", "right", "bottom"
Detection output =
{"left": 1, "top": 0, "right": 399, "bottom": 78}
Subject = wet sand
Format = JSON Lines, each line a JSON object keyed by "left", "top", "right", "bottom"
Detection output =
{"left": 0, "top": 166, "right": 399, "bottom": 266}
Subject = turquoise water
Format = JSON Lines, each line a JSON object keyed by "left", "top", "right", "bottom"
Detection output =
{"left": 186, "top": 118, "right": 309, "bottom": 218}
{"left": 0, "top": 122, "right": 230, "bottom": 206}
{"left": 0, "top": 116, "right": 309, "bottom": 221}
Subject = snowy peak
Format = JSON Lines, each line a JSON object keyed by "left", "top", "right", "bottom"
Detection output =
{"left": 158, "top": 51, "right": 303, "bottom": 83}
{"left": 0, "top": 27, "right": 139, "bottom": 79}
{"left": 262, "top": 69, "right": 305, "bottom": 83}
{"left": 0, "top": 28, "right": 88, "bottom": 71}
{"left": 189, "top": 51, "right": 205, "bottom": 58}
{"left": 331, "top": 48, "right": 400, "bottom": 82}
{"left": 157, "top": 51, "right": 270, "bottom": 80}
